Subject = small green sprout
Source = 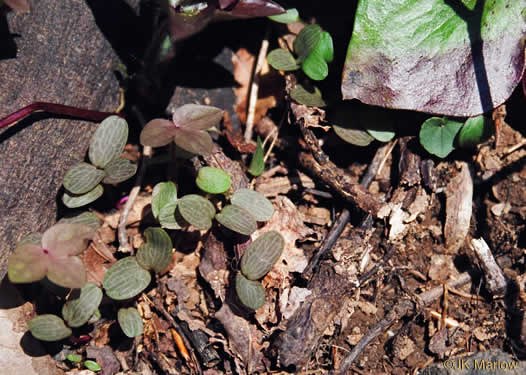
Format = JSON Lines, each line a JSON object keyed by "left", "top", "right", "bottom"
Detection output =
{"left": 66, "top": 354, "right": 82, "bottom": 363}
{"left": 196, "top": 166, "right": 231, "bottom": 194}
{"left": 267, "top": 24, "right": 334, "bottom": 81}
{"left": 84, "top": 360, "right": 102, "bottom": 372}
{"left": 248, "top": 137, "right": 265, "bottom": 177}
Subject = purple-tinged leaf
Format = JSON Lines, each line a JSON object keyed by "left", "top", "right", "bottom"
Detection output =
{"left": 8, "top": 243, "right": 49, "bottom": 284}
{"left": 140, "top": 119, "right": 177, "bottom": 148}
{"left": 47, "top": 255, "right": 87, "bottom": 289}
{"left": 42, "top": 223, "right": 95, "bottom": 256}
{"left": 63, "top": 162, "right": 105, "bottom": 195}
{"left": 168, "top": 5, "right": 215, "bottom": 41}
{"left": 218, "top": 0, "right": 237, "bottom": 10}
{"left": 172, "top": 104, "right": 224, "bottom": 130}
{"left": 103, "top": 157, "right": 137, "bottom": 184}
{"left": 173, "top": 128, "right": 215, "bottom": 156}
{"left": 228, "top": 0, "right": 285, "bottom": 17}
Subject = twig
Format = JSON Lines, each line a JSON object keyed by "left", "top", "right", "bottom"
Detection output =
{"left": 244, "top": 27, "right": 270, "bottom": 142}
{"left": 470, "top": 237, "right": 507, "bottom": 296}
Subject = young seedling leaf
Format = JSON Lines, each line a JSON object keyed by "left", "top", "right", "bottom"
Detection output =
{"left": 231, "top": 189, "right": 274, "bottom": 221}
{"left": 294, "top": 24, "right": 322, "bottom": 62}
{"left": 235, "top": 272, "right": 265, "bottom": 310}
{"left": 89, "top": 116, "right": 129, "bottom": 169}
{"left": 66, "top": 354, "right": 83, "bottom": 363}
{"left": 196, "top": 167, "right": 231, "bottom": 194}
{"left": 364, "top": 119, "right": 395, "bottom": 142}
{"left": 140, "top": 119, "right": 178, "bottom": 148}
{"left": 62, "top": 283, "right": 103, "bottom": 327}
{"left": 248, "top": 137, "right": 265, "bottom": 177}
{"left": 118, "top": 307, "right": 144, "bottom": 338}
{"left": 173, "top": 128, "right": 215, "bottom": 156}
{"left": 137, "top": 227, "right": 173, "bottom": 272}
{"left": 333, "top": 125, "right": 374, "bottom": 146}
{"left": 158, "top": 202, "right": 184, "bottom": 230}
{"left": 172, "top": 104, "right": 224, "bottom": 130}
{"left": 58, "top": 212, "right": 101, "bottom": 229}
{"left": 268, "top": 8, "right": 299, "bottom": 23}
{"left": 457, "top": 115, "right": 492, "bottom": 148}
{"left": 290, "top": 84, "right": 326, "bottom": 107}
{"left": 215, "top": 204, "right": 257, "bottom": 236}
{"left": 63, "top": 163, "right": 105, "bottom": 195}
{"left": 103, "top": 157, "right": 137, "bottom": 184}
{"left": 103, "top": 257, "right": 151, "bottom": 300}
{"left": 84, "top": 360, "right": 102, "bottom": 372}
{"left": 62, "top": 184, "right": 104, "bottom": 208}
{"left": 301, "top": 51, "right": 329, "bottom": 81}
{"left": 152, "top": 182, "right": 178, "bottom": 219}
{"left": 28, "top": 314, "right": 72, "bottom": 342}
{"left": 178, "top": 194, "right": 215, "bottom": 231}
{"left": 267, "top": 49, "right": 300, "bottom": 71}
{"left": 314, "top": 31, "right": 334, "bottom": 63}
{"left": 419, "top": 117, "right": 463, "bottom": 158}
{"left": 241, "top": 231, "right": 284, "bottom": 280}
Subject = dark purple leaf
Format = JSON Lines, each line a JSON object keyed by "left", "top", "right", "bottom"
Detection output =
{"left": 173, "top": 128, "right": 215, "bottom": 156}
{"left": 229, "top": 0, "right": 285, "bottom": 17}
{"left": 172, "top": 104, "right": 224, "bottom": 130}
{"left": 140, "top": 119, "right": 178, "bottom": 147}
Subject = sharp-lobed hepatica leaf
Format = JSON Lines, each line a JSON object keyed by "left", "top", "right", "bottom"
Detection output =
{"left": 294, "top": 24, "right": 322, "bottom": 62}
{"left": 290, "top": 84, "right": 326, "bottom": 107}
{"left": 419, "top": 117, "right": 463, "bottom": 158}
{"left": 29, "top": 314, "right": 72, "bottom": 342}
{"left": 241, "top": 231, "right": 284, "bottom": 280}
{"left": 235, "top": 272, "right": 265, "bottom": 310}
{"left": 152, "top": 182, "right": 178, "bottom": 219}
{"left": 248, "top": 137, "right": 265, "bottom": 177}
{"left": 103, "top": 257, "right": 151, "bottom": 300}
{"left": 215, "top": 204, "right": 257, "bottom": 236}
{"left": 63, "top": 163, "right": 105, "bottom": 195}
{"left": 62, "top": 283, "right": 103, "bottom": 327}
{"left": 118, "top": 307, "right": 144, "bottom": 338}
{"left": 89, "top": 116, "right": 129, "bottom": 169}
{"left": 137, "top": 227, "right": 173, "bottom": 272}
{"left": 62, "top": 184, "right": 104, "bottom": 208}
{"left": 8, "top": 223, "right": 94, "bottom": 288}
{"left": 58, "top": 212, "right": 101, "bottom": 229}
{"left": 457, "top": 115, "right": 492, "bottom": 148}
{"left": 268, "top": 7, "right": 299, "bottom": 23}
{"left": 342, "top": 0, "right": 526, "bottom": 116}
{"left": 231, "top": 189, "right": 274, "bottom": 221}
{"left": 103, "top": 157, "right": 137, "bottom": 184}
{"left": 267, "top": 49, "right": 300, "bottom": 71}
{"left": 178, "top": 194, "right": 215, "bottom": 230}
{"left": 196, "top": 167, "right": 231, "bottom": 194}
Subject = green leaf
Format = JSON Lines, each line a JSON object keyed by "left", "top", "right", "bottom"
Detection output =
{"left": 58, "top": 212, "right": 101, "bottom": 229}
{"left": 118, "top": 307, "right": 144, "bottom": 338}
{"left": 290, "top": 84, "right": 326, "bottom": 107}
{"left": 231, "top": 189, "right": 274, "bottom": 221}
{"left": 301, "top": 50, "right": 328, "bottom": 81}
{"left": 89, "top": 116, "right": 129, "bottom": 169}
{"left": 342, "top": 0, "right": 526, "bottom": 116}
{"left": 152, "top": 182, "right": 178, "bottom": 219}
{"left": 66, "top": 354, "right": 83, "bottom": 363}
{"left": 362, "top": 107, "right": 396, "bottom": 142}
{"left": 84, "top": 360, "right": 102, "bottom": 372}
{"left": 63, "top": 163, "right": 105, "bottom": 195}
{"left": 235, "top": 273, "right": 265, "bottom": 310}
{"left": 88, "top": 308, "right": 101, "bottom": 324}
{"left": 28, "top": 314, "right": 72, "bottom": 342}
{"left": 137, "top": 228, "right": 173, "bottom": 272}
{"left": 62, "top": 283, "right": 103, "bottom": 327}
{"left": 241, "top": 231, "right": 284, "bottom": 280}
{"left": 333, "top": 125, "right": 374, "bottom": 146}
{"left": 419, "top": 117, "right": 463, "bottom": 158}
{"left": 248, "top": 137, "right": 265, "bottom": 177}
{"left": 62, "top": 184, "right": 104, "bottom": 208}
{"left": 267, "top": 49, "right": 300, "bottom": 71}
{"left": 196, "top": 167, "right": 231, "bottom": 194}
{"left": 178, "top": 194, "right": 215, "bottom": 231}
{"left": 103, "top": 157, "right": 137, "bottom": 184}
{"left": 294, "top": 24, "right": 322, "bottom": 62}
{"left": 313, "top": 31, "right": 334, "bottom": 63}
{"left": 215, "top": 204, "right": 257, "bottom": 236}
{"left": 158, "top": 202, "right": 184, "bottom": 230}
{"left": 457, "top": 115, "right": 492, "bottom": 148}
{"left": 103, "top": 257, "right": 151, "bottom": 300}
{"left": 268, "top": 8, "right": 299, "bottom": 23}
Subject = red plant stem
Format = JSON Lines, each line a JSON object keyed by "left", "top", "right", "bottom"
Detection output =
{"left": 0, "top": 102, "right": 122, "bottom": 130}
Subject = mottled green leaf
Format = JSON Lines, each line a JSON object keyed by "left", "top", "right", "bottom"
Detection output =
{"left": 137, "top": 228, "right": 173, "bottom": 272}
{"left": 241, "top": 231, "right": 284, "bottom": 280}
{"left": 28, "top": 314, "right": 72, "bottom": 342}
{"left": 118, "top": 307, "right": 144, "bottom": 338}
{"left": 62, "top": 283, "right": 103, "bottom": 327}
{"left": 231, "top": 189, "right": 274, "bottom": 221}
{"left": 103, "top": 157, "right": 137, "bottom": 184}
{"left": 267, "top": 49, "right": 300, "bottom": 71}
{"left": 196, "top": 167, "right": 231, "bottom": 194}
{"left": 152, "top": 182, "right": 178, "bottom": 219}
{"left": 235, "top": 273, "right": 265, "bottom": 310}
{"left": 457, "top": 115, "right": 492, "bottom": 148}
{"left": 294, "top": 24, "right": 322, "bottom": 61}
{"left": 63, "top": 163, "right": 105, "bottom": 195}
{"left": 88, "top": 308, "right": 101, "bottom": 324}
{"left": 89, "top": 116, "right": 129, "bottom": 169}
{"left": 215, "top": 204, "right": 257, "bottom": 236}
{"left": 268, "top": 8, "right": 299, "bottom": 23}
{"left": 62, "top": 184, "right": 104, "bottom": 208}
{"left": 178, "top": 194, "right": 215, "bottom": 231}
{"left": 103, "top": 257, "right": 151, "bottom": 300}
{"left": 158, "top": 202, "right": 184, "bottom": 230}
{"left": 248, "top": 137, "right": 265, "bottom": 177}
{"left": 419, "top": 117, "right": 463, "bottom": 158}
{"left": 290, "top": 84, "right": 326, "bottom": 107}
{"left": 58, "top": 211, "right": 101, "bottom": 229}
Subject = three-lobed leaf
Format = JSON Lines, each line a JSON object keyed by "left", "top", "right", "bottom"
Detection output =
{"left": 62, "top": 283, "right": 103, "bottom": 327}
{"left": 178, "top": 194, "right": 216, "bottom": 230}
{"left": 63, "top": 163, "right": 105, "bottom": 195}
{"left": 241, "top": 231, "right": 284, "bottom": 280}
{"left": 118, "top": 307, "right": 144, "bottom": 338}
{"left": 89, "top": 116, "right": 129, "bottom": 169}
{"left": 419, "top": 117, "right": 463, "bottom": 158}
{"left": 196, "top": 167, "right": 231, "bottom": 194}
{"left": 103, "top": 257, "right": 151, "bottom": 300}
{"left": 29, "top": 314, "right": 72, "bottom": 342}
{"left": 137, "top": 227, "right": 173, "bottom": 272}
{"left": 231, "top": 189, "right": 274, "bottom": 221}
{"left": 215, "top": 204, "right": 257, "bottom": 236}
